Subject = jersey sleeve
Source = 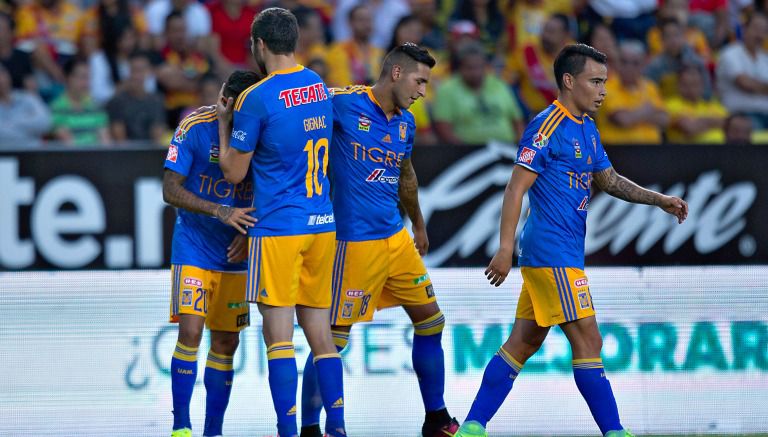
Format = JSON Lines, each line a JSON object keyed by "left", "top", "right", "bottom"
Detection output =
{"left": 404, "top": 115, "right": 416, "bottom": 160}
{"left": 164, "top": 124, "right": 197, "bottom": 176}
{"left": 515, "top": 116, "right": 556, "bottom": 174}
{"left": 230, "top": 92, "right": 266, "bottom": 153}
{"left": 591, "top": 123, "right": 612, "bottom": 172}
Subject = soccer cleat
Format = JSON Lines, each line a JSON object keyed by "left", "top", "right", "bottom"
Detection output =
{"left": 423, "top": 417, "right": 460, "bottom": 437}
{"left": 454, "top": 421, "right": 487, "bottom": 437}
{"left": 605, "top": 431, "right": 635, "bottom": 437}
{"left": 171, "top": 428, "right": 192, "bottom": 437}
{"left": 300, "top": 424, "right": 323, "bottom": 437}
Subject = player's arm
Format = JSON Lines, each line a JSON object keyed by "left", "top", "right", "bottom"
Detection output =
{"left": 217, "top": 85, "right": 253, "bottom": 184}
{"left": 398, "top": 157, "right": 428, "bottom": 255}
{"left": 592, "top": 166, "right": 688, "bottom": 223}
{"left": 162, "top": 169, "right": 256, "bottom": 234}
{"left": 485, "top": 165, "right": 537, "bottom": 287}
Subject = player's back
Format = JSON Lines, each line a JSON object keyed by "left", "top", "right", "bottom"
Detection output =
{"left": 232, "top": 66, "right": 334, "bottom": 237}
{"left": 165, "top": 108, "right": 254, "bottom": 271}
{"left": 515, "top": 100, "right": 611, "bottom": 269}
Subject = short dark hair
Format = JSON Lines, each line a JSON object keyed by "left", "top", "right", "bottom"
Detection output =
{"left": 380, "top": 42, "right": 436, "bottom": 77}
{"left": 745, "top": 11, "right": 768, "bottom": 28}
{"left": 164, "top": 10, "right": 184, "bottom": 31}
{"left": 223, "top": 70, "right": 263, "bottom": 99}
{"left": 63, "top": 58, "right": 88, "bottom": 77}
{"left": 348, "top": 4, "right": 368, "bottom": 22}
{"left": 251, "top": 7, "right": 298, "bottom": 55}
{"left": 553, "top": 43, "right": 607, "bottom": 90}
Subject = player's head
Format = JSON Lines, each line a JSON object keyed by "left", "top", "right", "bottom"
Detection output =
{"left": 223, "top": 70, "right": 263, "bottom": 100}
{"left": 250, "top": 7, "right": 299, "bottom": 72}
{"left": 378, "top": 42, "right": 435, "bottom": 110}
{"left": 553, "top": 43, "right": 607, "bottom": 114}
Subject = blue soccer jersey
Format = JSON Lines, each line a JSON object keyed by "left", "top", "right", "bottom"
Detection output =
{"left": 329, "top": 86, "right": 416, "bottom": 241}
{"left": 230, "top": 65, "right": 335, "bottom": 237}
{"left": 515, "top": 100, "right": 612, "bottom": 269}
{"left": 165, "top": 108, "right": 254, "bottom": 271}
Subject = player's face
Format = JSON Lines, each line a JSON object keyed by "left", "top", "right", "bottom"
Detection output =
{"left": 393, "top": 62, "right": 430, "bottom": 110}
{"left": 570, "top": 58, "right": 607, "bottom": 114}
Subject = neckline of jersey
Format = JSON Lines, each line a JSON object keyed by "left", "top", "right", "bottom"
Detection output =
{"left": 270, "top": 64, "right": 305, "bottom": 76}
{"left": 365, "top": 86, "right": 402, "bottom": 119}
{"left": 553, "top": 99, "right": 584, "bottom": 124}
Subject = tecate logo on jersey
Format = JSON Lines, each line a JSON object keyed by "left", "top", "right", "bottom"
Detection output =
{"left": 278, "top": 83, "right": 328, "bottom": 108}
{"left": 307, "top": 213, "right": 335, "bottom": 226}
{"left": 231, "top": 130, "right": 247, "bottom": 142}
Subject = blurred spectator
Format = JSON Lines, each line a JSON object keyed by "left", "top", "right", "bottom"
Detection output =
{"left": 156, "top": 11, "right": 213, "bottom": 128}
{"left": 724, "top": 113, "right": 754, "bottom": 145}
{"left": 411, "top": 0, "right": 445, "bottom": 51}
{"left": 433, "top": 41, "right": 524, "bottom": 145}
{"left": 326, "top": 4, "right": 382, "bottom": 86}
{"left": 14, "top": 0, "right": 84, "bottom": 61}
{"left": 50, "top": 59, "right": 111, "bottom": 146}
{"left": 580, "top": 22, "right": 619, "bottom": 70}
{"left": 145, "top": 0, "right": 211, "bottom": 42}
{"left": 579, "top": 0, "right": 656, "bottom": 42}
{"left": 106, "top": 52, "right": 165, "bottom": 144}
{"left": 0, "top": 63, "right": 51, "bottom": 148}
{"left": 716, "top": 13, "right": 768, "bottom": 129}
{"left": 450, "top": 0, "right": 506, "bottom": 57}
{"left": 332, "top": 0, "right": 410, "bottom": 49}
{"left": 665, "top": 65, "right": 726, "bottom": 144}
{"left": 306, "top": 57, "right": 329, "bottom": 82}
{"left": 386, "top": 15, "right": 424, "bottom": 53}
{"left": 597, "top": 40, "right": 668, "bottom": 145}
{"left": 295, "top": 7, "right": 327, "bottom": 67}
{"left": 687, "top": 0, "right": 730, "bottom": 49}
{"left": 645, "top": 18, "right": 711, "bottom": 98}
{"left": 207, "top": 0, "right": 257, "bottom": 68}
{"left": 84, "top": 0, "right": 149, "bottom": 52}
{"left": 647, "top": 0, "right": 712, "bottom": 64}
{"left": 506, "top": 14, "right": 570, "bottom": 114}
{"left": 504, "top": 0, "right": 572, "bottom": 50}
{"left": 0, "top": 14, "right": 34, "bottom": 90}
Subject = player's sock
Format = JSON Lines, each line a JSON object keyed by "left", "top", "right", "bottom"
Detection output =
{"left": 267, "top": 342, "right": 298, "bottom": 437}
{"left": 572, "top": 358, "right": 623, "bottom": 435}
{"left": 171, "top": 341, "right": 198, "bottom": 430}
{"left": 314, "top": 352, "right": 346, "bottom": 435}
{"left": 412, "top": 311, "right": 447, "bottom": 413}
{"left": 203, "top": 350, "right": 234, "bottom": 436}
{"left": 464, "top": 347, "right": 523, "bottom": 427}
{"left": 301, "top": 330, "right": 349, "bottom": 428}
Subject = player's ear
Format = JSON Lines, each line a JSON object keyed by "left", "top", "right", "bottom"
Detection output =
{"left": 392, "top": 65, "right": 401, "bottom": 81}
{"left": 563, "top": 73, "right": 574, "bottom": 90}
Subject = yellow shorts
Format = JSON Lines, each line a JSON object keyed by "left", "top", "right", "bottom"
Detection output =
{"left": 246, "top": 231, "right": 335, "bottom": 308}
{"left": 516, "top": 267, "right": 595, "bottom": 327}
{"left": 169, "top": 265, "right": 249, "bottom": 332}
{"left": 330, "top": 227, "right": 435, "bottom": 326}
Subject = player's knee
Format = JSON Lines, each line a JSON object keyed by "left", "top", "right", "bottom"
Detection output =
{"left": 177, "top": 326, "right": 203, "bottom": 348}
{"left": 413, "top": 311, "right": 445, "bottom": 336}
{"left": 211, "top": 333, "right": 240, "bottom": 355}
{"left": 510, "top": 335, "right": 545, "bottom": 362}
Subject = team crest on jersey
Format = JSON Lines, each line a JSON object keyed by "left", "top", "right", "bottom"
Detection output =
{"left": 519, "top": 147, "right": 536, "bottom": 165}
{"left": 166, "top": 144, "right": 179, "bottom": 163}
{"left": 181, "top": 289, "right": 193, "bottom": 307}
{"left": 341, "top": 301, "right": 354, "bottom": 319}
{"left": 578, "top": 291, "right": 591, "bottom": 309}
{"left": 358, "top": 114, "right": 371, "bottom": 132}
{"left": 399, "top": 122, "right": 407, "bottom": 142}
{"left": 532, "top": 132, "right": 548, "bottom": 149}
{"left": 173, "top": 127, "right": 187, "bottom": 143}
{"left": 573, "top": 139, "right": 582, "bottom": 158}
{"left": 209, "top": 144, "right": 220, "bottom": 163}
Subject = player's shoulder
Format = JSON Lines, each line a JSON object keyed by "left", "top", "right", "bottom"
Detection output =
{"left": 401, "top": 107, "right": 417, "bottom": 126}
{"left": 331, "top": 85, "right": 367, "bottom": 100}
{"left": 234, "top": 73, "right": 277, "bottom": 111}
{"left": 174, "top": 107, "right": 217, "bottom": 144}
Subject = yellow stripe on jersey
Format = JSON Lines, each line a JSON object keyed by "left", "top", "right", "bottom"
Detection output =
{"left": 179, "top": 110, "right": 216, "bottom": 131}
{"left": 182, "top": 115, "right": 217, "bottom": 132}
{"left": 332, "top": 85, "right": 367, "bottom": 95}
{"left": 542, "top": 110, "right": 567, "bottom": 138}
{"left": 536, "top": 108, "right": 561, "bottom": 135}
{"left": 235, "top": 74, "right": 277, "bottom": 111}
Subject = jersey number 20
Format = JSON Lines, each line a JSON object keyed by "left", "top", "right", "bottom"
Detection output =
{"left": 304, "top": 138, "right": 329, "bottom": 198}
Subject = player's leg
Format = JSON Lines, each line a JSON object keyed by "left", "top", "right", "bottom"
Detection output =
{"left": 248, "top": 235, "right": 304, "bottom": 437}
{"left": 203, "top": 272, "right": 249, "bottom": 437}
{"left": 295, "top": 231, "right": 347, "bottom": 437}
{"left": 557, "top": 267, "right": 627, "bottom": 436}
{"left": 169, "top": 265, "right": 209, "bottom": 436}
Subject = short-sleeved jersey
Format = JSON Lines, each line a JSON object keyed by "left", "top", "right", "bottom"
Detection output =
{"left": 329, "top": 86, "right": 416, "bottom": 241}
{"left": 515, "top": 100, "right": 612, "bottom": 269}
{"left": 165, "top": 108, "right": 254, "bottom": 271}
{"left": 230, "top": 65, "right": 335, "bottom": 237}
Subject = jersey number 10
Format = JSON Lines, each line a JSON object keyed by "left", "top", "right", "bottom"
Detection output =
{"left": 304, "top": 138, "right": 329, "bottom": 198}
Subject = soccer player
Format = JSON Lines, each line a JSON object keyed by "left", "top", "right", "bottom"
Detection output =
{"left": 455, "top": 44, "right": 689, "bottom": 437}
{"left": 299, "top": 43, "right": 460, "bottom": 437}
{"left": 217, "top": 8, "right": 346, "bottom": 437}
{"left": 163, "top": 70, "right": 262, "bottom": 437}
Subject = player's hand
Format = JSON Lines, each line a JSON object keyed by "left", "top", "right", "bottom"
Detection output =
{"left": 485, "top": 249, "right": 513, "bottom": 287}
{"left": 227, "top": 234, "right": 248, "bottom": 263}
{"left": 658, "top": 195, "right": 688, "bottom": 224}
{"left": 217, "top": 83, "right": 235, "bottom": 126}
{"left": 413, "top": 225, "right": 429, "bottom": 256}
{"left": 216, "top": 206, "right": 257, "bottom": 234}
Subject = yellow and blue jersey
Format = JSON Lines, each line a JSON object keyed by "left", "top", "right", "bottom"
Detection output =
{"left": 330, "top": 86, "right": 416, "bottom": 241}
{"left": 165, "top": 108, "right": 253, "bottom": 271}
{"left": 515, "top": 100, "right": 612, "bottom": 269}
{"left": 230, "top": 65, "right": 335, "bottom": 237}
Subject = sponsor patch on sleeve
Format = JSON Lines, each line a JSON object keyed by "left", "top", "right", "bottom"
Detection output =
{"left": 518, "top": 147, "right": 537, "bottom": 165}
{"left": 166, "top": 144, "right": 178, "bottom": 163}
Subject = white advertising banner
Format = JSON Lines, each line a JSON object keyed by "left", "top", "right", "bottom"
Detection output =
{"left": 1, "top": 267, "right": 766, "bottom": 436}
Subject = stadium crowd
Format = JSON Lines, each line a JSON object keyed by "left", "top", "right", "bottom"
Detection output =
{"left": 0, "top": 0, "right": 766, "bottom": 148}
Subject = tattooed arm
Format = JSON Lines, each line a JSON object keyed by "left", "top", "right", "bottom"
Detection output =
{"left": 162, "top": 169, "right": 256, "bottom": 234}
{"left": 593, "top": 166, "right": 688, "bottom": 223}
{"left": 398, "top": 158, "right": 428, "bottom": 255}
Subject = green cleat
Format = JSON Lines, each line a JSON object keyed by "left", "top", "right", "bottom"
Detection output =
{"left": 454, "top": 421, "right": 487, "bottom": 437}
{"left": 171, "top": 428, "right": 192, "bottom": 437}
{"left": 605, "top": 430, "right": 635, "bottom": 437}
